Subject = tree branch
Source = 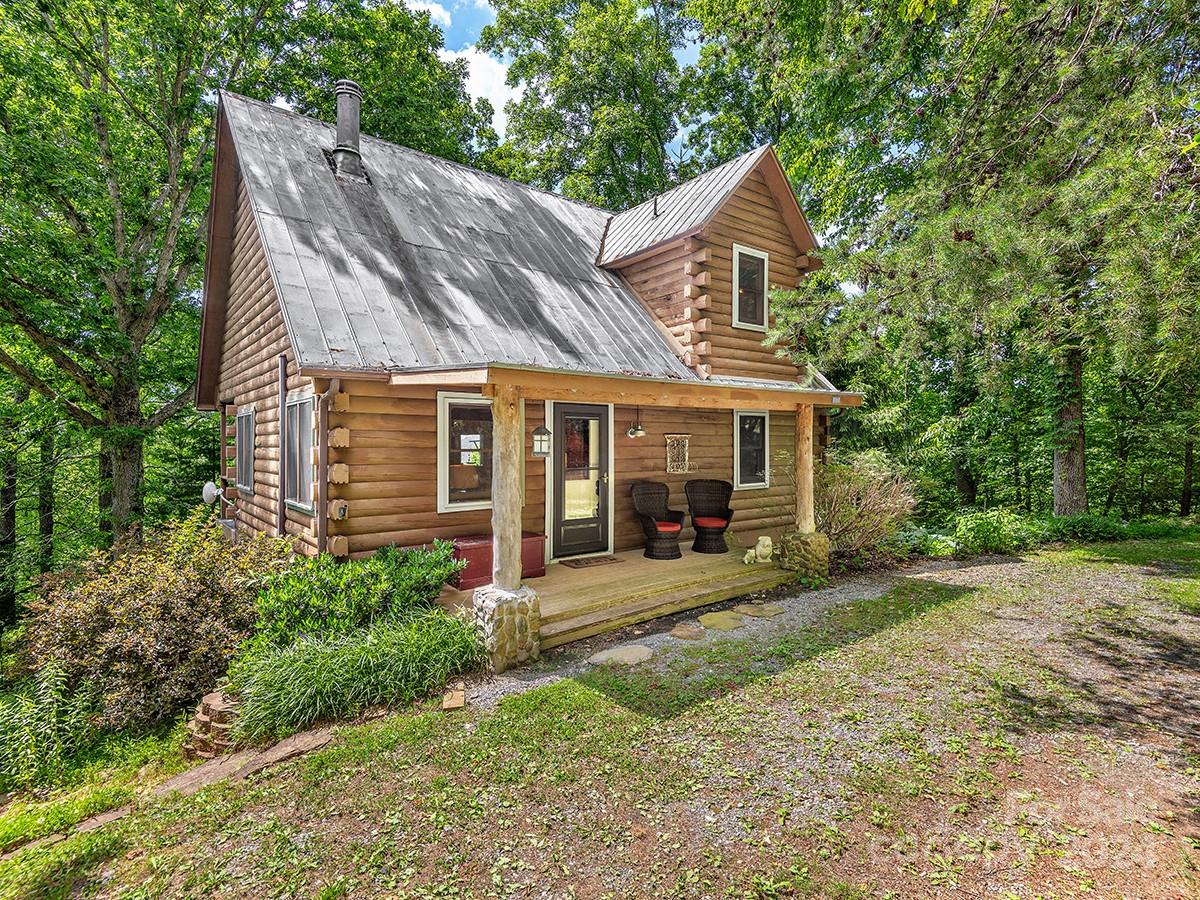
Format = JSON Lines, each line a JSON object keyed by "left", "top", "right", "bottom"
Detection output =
{"left": 0, "top": 346, "right": 104, "bottom": 429}
{"left": 144, "top": 380, "right": 195, "bottom": 429}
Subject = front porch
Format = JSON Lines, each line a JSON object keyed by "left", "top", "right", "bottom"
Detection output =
{"left": 441, "top": 547, "right": 794, "bottom": 649}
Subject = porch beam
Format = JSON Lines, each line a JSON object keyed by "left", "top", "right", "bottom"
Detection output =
{"left": 490, "top": 383, "right": 524, "bottom": 591}
{"left": 796, "top": 403, "right": 815, "bottom": 534}
{"left": 482, "top": 365, "right": 861, "bottom": 410}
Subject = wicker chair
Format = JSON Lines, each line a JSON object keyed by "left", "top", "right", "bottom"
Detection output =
{"left": 631, "top": 481, "right": 685, "bottom": 560}
{"left": 684, "top": 479, "right": 734, "bottom": 554}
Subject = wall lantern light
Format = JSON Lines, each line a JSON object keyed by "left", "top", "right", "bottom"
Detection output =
{"left": 532, "top": 425, "right": 552, "bottom": 457}
{"left": 626, "top": 406, "right": 647, "bottom": 439}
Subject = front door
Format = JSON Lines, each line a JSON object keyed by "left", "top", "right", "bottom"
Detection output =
{"left": 553, "top": 403, "right": 609, "bottom": 557}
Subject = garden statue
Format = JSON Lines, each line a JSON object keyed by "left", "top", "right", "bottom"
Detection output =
{"left": 742, "top": 535, "right": 773, "bottom": 564}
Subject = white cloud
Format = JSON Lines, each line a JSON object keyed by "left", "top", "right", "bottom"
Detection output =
{"left": 438, "top": 45, "right": 522, "bottom": 138}
{"left": 408, "top": 0, "right": 452, "bottom": 27}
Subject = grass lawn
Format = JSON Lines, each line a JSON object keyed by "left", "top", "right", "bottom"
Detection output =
{"left": 3, "top": 535, "right": 1199, "bottom": 897}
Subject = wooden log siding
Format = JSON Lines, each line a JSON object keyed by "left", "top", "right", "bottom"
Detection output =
{"left": 328, "top": 380, "right": 546, "bottom": 559}
{"left": 611, "top": 406, "right": 804, "bottom": 553}
{"left": 216, "top": 177, "right": 316, "bottom": 553}
{"left": 616, "top": 168, "right": 810, "bottom": 382}
{"left": 323, "top": 381, "right": 816, "bottom": 561}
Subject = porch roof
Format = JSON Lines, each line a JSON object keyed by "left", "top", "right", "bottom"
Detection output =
{"left": 383, "top": 363, "right": 863, "bottom": 410}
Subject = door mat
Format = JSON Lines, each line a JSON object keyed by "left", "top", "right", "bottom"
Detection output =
{"left": 560, "top": 555, "right": 623, "bottom": 569}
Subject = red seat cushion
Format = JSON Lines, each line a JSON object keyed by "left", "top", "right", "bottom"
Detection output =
{"left": 694, "top": 516, "right": 728, "bottom": 529}
{"left": 654, "top": 521, "right": 682, "bottom": 534}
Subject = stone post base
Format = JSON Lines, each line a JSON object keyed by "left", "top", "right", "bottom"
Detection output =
{"left": 472, "top": 584, "right": 541, "bottom": 674}
{"left": 778, "top": 531, "right": 831, "bottom": 578}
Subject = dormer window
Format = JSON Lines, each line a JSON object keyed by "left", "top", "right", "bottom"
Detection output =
{"left": 732, "top": 244, "right": 769, "bottom": 331}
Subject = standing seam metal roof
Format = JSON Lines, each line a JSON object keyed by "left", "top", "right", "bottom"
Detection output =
{"left": 596, "top": 146, "right": 770, "bottom": 266}
{"left": 220, "top": 92, "right": 698, "bottom": 380}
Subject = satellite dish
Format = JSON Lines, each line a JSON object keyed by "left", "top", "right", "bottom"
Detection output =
{"left": 202, "top": 481, "right": 220, "bottom": 505}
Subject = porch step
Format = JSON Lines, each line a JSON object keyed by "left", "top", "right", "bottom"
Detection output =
{"left": 539, "top": 559, "right": 787, "bottom": 627}
{"left": 540, "top": 567, "right": 793, "bottom": 650}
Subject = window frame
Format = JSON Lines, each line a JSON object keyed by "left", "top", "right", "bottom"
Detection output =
{"left": 731, "top": 243, "right": 770, "bottom": 332}
{"left": 437, "top": 391, "right": 496, "bottom": 514}
{"left": 284, "top": 392, "right": 315, "bottom": 514}
{"left": 733, "top": 409, "right": 770, "bottom": 491}
{"left": 235, "top": 406, "right": 255, "bottom": 495}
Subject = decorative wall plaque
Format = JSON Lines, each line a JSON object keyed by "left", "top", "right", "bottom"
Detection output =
{"left": 665, "top": 434, "right": 697, "bottom": 474}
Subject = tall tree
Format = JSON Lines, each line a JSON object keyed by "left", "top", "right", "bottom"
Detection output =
{"left": 480, "top": 0, "right": 687, "bottom": 208}
{"left": 696, "top": 0, "right": 1200, "bottom": 515}
{"left": 0, "top": 0, "right": 497, "bottom": 542}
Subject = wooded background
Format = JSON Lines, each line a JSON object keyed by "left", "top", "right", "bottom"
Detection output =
{"left": 0, "top": 0, "right": 1196, "bottom": 620}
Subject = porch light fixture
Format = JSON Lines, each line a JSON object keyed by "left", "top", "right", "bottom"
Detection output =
{"left": 626, "top": 406, "right": 646, "bottom": 439}
{"left": 531, "top": 424, "right": 552, "bottom": 457}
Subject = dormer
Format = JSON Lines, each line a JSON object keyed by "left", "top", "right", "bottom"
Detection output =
{"left": 597, "top": 146, "right": 821, "bottom": 382}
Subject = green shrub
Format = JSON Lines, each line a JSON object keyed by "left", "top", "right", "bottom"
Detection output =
{"left": 815, "top": 451, "right": 918, "bottom": 557}
{"left": 231, "top": 611, "right": 483, "bottom": 741}
{"left": 245, "top": 542, "right": 465, "bottom": 656}
{"left": 0, "top": 665, "right": 95, "bottom": 791}
{"left": 952, "top": 508, "right": 1035, "bottom": 555}
{"left": 25, "top": 509, "right": 294, "bottom": 729}
{"left": 1036, "top": 514, "right": 1128, "bottom": 543}
{"left": 882, "top": 524, "right": 959, "bottom": 559}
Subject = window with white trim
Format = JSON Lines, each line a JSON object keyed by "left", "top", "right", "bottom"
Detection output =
{"left": 732, "top": 243, "right": 769, "bottom": 330}
{"left": 437, "top": 393, "right": 494, "bottom": 512}
{"left": 284, "top": 394, "right": 314, "bottom": 511}
{"left": 734, "top": 410, "right": 769, "bottom": 489}
{"left": 235, "top": 407, "right": 255, "bottom": 493}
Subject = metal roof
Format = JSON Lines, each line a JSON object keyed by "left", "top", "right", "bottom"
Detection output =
{"left": 596, "top": 146, "right": 771, "bottom": 266}
{"left": 219, "top": 92, "right": 697, "bottom": 380}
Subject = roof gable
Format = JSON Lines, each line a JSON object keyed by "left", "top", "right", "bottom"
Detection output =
{"left": 597, "top": 146, "right": 819, "bottom": 268}
{"left": 202, "top": 92, "right": 697, "bottom": 384}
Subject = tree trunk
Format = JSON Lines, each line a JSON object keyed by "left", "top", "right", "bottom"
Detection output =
{"left": 110, "top": 433, "right": 145, "bottom": 540}
{"left": 0, "top": 436, "right": 15, "bottom": 628}
{"left": 1104, "top": 427, "right": 1129, "bottom": 515}
{"left": 38, "top": 427, "right": 55, "bottom": 572}
{"left": 98, "top": 439, "right": 113, "bottom": 544}
{"left": 953, "top": 459, "right": 978, "bottom": 507}
{"left": 1182, "top": 440, "right": 1194, "bottom": 518}
{"left": 1052, "top": 346, "right": 1088, "bottom": 516}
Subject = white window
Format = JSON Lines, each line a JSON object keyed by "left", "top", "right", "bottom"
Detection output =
{"left": 734, "top": 410, "right": 769, "bottom": 490}
{"left": 732, "top": 243, "right": 769, "bottom": 331}
{"left": 284, "top": 394, "right": 314, "bottom": 511}
{"left": 235, "top": 406, "right": 255, "bottom": 493}
{"left": 437, "top": 392, "right": 494, "bottom": 513}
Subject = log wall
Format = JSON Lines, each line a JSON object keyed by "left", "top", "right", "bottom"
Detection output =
{"left": 215, "top": 176, "right": 316, "bottom": 553}
{"left": 325, "top": 386, "right": 814, "bottom": 560}
{"left": 616, "top": 168, "right": 810, "bottom": 381}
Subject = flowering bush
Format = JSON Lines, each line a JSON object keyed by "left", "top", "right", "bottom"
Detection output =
{"left": 25, "top": 509, "right": 293, "bottom": 729}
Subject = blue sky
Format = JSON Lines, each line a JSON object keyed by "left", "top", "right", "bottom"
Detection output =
{"left": 413, "top": 0, "right": 700, "bottom": 141}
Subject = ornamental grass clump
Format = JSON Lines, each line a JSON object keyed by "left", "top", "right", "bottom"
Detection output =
{"left": 0, "top": 664, "right": 96, "bottom": 791}
{"left": 232, "top": 611, "right": 484, "bottom": 742}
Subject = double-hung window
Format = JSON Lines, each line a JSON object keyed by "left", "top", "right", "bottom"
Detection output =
{"left": 284, "top": 394, "right": 314, "bottom": 511}
{"left": 732, "top": 243, "right": 769, "bottom": 331}
{"left": 734, "top": 410, "right": 769, "bottom": 490}
{"left": 437, "top": 393, "right": 494, "bottom": 513}
{"left": 235, "top": 407, "right": 255, "bottom": 493}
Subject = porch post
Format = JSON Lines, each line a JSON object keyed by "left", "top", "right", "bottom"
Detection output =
{"left": 490, "top": 383, "right": 523, "bottom": 591}
{"left": 779, "top": 402, "right": 830, "bottom": 577}
{"left": 796, "top": 403, "right": 815, "bottom": 534}
{"left": 471, "top": 382, "right": 540, "bottom": 673}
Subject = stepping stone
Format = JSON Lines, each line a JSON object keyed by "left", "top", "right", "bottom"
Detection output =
{"left": 233, "top": 728, "right": 333, "bottom": 781}
{"left": 669, "top": 622, "right": 705, "bottom": 641}
{"left": 698, "top": 610, "right": 746, "bottom": 631}
{"left": 734, "top": 602, "right": 785, "bottom": 618}
{"left": 153, "top": 749, "right": 258, "bottom": 797}
{"left": 588, "top": 644, "right": 653, "bottom": 666}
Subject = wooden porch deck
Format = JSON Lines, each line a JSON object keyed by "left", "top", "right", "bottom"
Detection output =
{"left": 440, "top": 548, "right": 794, "bottom": 649}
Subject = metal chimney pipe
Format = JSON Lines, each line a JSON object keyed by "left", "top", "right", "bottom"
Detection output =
{"left": 333, "top": 79, "right": 364, "bottom": 179}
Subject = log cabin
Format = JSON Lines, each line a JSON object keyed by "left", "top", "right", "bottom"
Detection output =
{"left": 195, "top": 82, "right": 861, "bottom": 665}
